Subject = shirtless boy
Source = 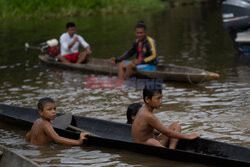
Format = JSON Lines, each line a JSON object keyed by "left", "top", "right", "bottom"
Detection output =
{"left": 132, "top": 87, "right": 199, "bottom": 148}
{"left": 25, "top": 97, "right": 88, "bottom": 145}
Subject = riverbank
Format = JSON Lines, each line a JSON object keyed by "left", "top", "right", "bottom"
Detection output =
{"left": 0, "top": 0, "right": 216, "bottom": 20}
{"left": 0, "top": 0, "right": 165, "bottom": 20}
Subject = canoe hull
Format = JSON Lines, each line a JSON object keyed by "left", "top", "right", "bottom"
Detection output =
{"left": 38, "top": 55, "right": 219, "bottom": 84}
{"left": 0, "top": 144, "right": 39, "bottom": 167}
{"left": 86, "top": 136, "right": 250, "bottom": 167}
{"left": 0, "top": 103, "right": 249, "bottom": 166}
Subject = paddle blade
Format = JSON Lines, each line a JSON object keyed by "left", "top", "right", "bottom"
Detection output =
{"left": 52, "top": 114, "right": 73, "bottom": 130}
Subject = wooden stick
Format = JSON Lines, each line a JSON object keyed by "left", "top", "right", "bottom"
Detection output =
{"left": 0, "top": 151, "right": 3, "bottom": 157}
{"left": 68, "top": 125, "right": 97, "bottom": 136}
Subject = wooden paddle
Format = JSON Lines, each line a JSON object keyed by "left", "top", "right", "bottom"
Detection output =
{"left": 52, "top": 114, "right": 97, "bottom": 136}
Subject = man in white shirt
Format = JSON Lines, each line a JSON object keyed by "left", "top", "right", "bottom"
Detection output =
{"left": 58, "top": 22, "right": 92, "bottom": 64}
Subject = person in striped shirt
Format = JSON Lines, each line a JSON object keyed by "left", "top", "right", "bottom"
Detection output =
{"left": 110, "top": 21, "right": 158, "bottom": 79}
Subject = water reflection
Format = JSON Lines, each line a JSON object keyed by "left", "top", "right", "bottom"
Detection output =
{"left": 0, "top": 3, "right": 250, "bottom": 167}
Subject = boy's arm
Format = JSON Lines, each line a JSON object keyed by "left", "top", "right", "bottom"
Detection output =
{"left": 25, "top": 131, "right": 31, "bottom": 142}
{"left": 43, "top": 122, "right": 86, "bottom": 145}
{"left": 153, "top": 129, "right": 160, "bottom": 135}
{"left": 148, "top": 115, "right": 199, "bottom": 140}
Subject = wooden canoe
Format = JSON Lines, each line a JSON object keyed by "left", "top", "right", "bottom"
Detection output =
{"left": 38, "top": 54, "right": 220, "bottom": 84}
{"left": 0, "top": 144, "right": 40, "bottom": 167}
{"left": 0, "top": 103, "right": 249, "bottom": 166}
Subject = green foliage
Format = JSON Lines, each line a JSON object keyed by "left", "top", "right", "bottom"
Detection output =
{"left": 0, "top": 0, "right": 166, "bottom": 19}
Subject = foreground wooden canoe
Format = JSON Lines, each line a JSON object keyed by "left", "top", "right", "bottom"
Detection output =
{"left": 0, "top": 103, "right": 249, "bottom": 166}
{"left": 38, "top": 54, "right": 220, "bottom": 84}
{"left": 0, "top": 144, "right": 39, "bottom": 167}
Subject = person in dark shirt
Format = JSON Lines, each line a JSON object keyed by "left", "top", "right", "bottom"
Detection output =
{"left": 110, "top": 21, "right": 158, "bottom": 79}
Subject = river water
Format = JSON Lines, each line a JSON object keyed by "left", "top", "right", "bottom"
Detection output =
{"left": 0, "top": 2, "right": 249, "bottom": 167}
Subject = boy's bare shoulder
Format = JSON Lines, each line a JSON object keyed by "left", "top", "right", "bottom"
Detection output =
{"left": 139, "top": 107, "right": 155, "bottom": 119}
{"left": 33, "top": 118, "right": 42, "bottom": 126}
{"left": 42, "top": 119, "right": 53, "bottom": 127}
{"left": 34, "top": 118, "right": 52, "bottom": 129}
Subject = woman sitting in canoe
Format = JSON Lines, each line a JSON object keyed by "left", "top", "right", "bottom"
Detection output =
{"left": 132, "top": 86, "right": 199, "bottom": 148}
{"left": 25, "top": 97, "right": 88, "bottom": 146}
{"left": 110, "top": 21, "right": 158, "bottom": 79}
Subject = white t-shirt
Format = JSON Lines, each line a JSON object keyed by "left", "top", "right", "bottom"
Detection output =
{"left": 60, "top": 32, "right": 89, "bottom": 56}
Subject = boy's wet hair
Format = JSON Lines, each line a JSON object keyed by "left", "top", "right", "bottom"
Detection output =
{"left": 143, "top": 87, "right": 162, "bottom": 103}
{"left": 37, "top": 97, "right": 55, "bottom": 111}
{"left": 126, "top": 103, "right": 142, "bottom": 124}
{"left": 135, "top": 20, "right": 146, "bottom": 30}
{"left": 66, "top": 22, "right": 76, "bottom": 29}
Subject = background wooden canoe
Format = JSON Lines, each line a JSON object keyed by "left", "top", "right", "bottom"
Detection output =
{"left": 38, "top": 54, "right": 220, "bottom": 84}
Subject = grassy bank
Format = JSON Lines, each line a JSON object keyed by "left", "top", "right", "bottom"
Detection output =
{"left": 0, "top": 0, "right": 166, "bottom": 19}
{"left": 0, "top": 0, "right": 217, "bottom": 20}
{"left": 168, "top": 0, "right": 219, "bottom": 6}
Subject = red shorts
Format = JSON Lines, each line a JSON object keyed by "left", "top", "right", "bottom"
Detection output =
{"left": 64, "top": 52, "right": 79, "bottom": 63}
